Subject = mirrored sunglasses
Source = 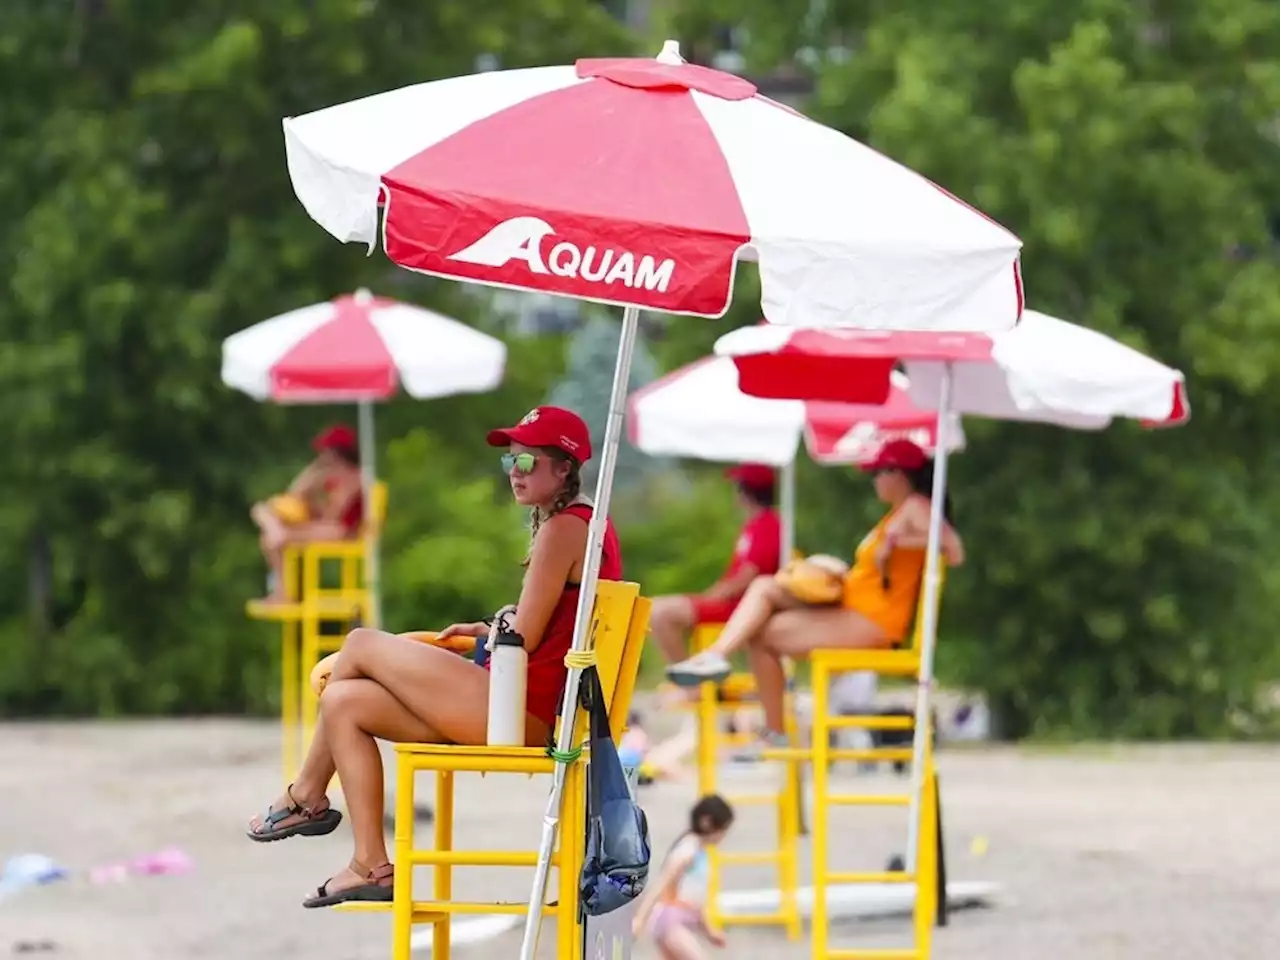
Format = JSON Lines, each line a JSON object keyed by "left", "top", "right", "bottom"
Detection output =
{"left": 500, "top": 452, "right": 539, "bottom": 475}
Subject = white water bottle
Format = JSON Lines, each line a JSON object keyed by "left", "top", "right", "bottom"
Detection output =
{"left": 486, "top": 607, "right": 527, "bottom": 746}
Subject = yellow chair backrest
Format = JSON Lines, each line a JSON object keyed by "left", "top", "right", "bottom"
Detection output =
{"left": 904, "top": 563, "right": 947, "bottom": 654}
{"left": 362, "top": 481, "right": 389, "bottom": 537}
{"left": 557, "top": 580, "right": 650, "bottom": 743}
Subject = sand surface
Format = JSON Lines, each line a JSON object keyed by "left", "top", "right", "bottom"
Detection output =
{"left": 2, "top": 719, "right": 1278, "bottom": 959}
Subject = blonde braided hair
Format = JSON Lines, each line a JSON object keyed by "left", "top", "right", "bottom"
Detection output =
{"left": 522, "top": 449, "right": 583, "bottom": 568}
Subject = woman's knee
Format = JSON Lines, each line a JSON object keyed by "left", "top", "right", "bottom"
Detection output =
{"left": 332, "top": 627, "right": 385, "bottom": 678}
{"left": 319, "top": 677, "right": 363, "bottom": 722}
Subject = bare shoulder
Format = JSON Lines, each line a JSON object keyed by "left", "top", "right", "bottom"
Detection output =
{"left": 900, "top": 495, "right": 933, "bottom": 526}
{"left": 667, "top": 834, "right": 700, "bottom": 867}
{"left": 533, "top": 510, "right": 590, "bottom": 553}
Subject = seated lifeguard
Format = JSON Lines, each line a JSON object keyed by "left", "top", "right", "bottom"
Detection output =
{"left": 665, "top": 440, "right": 963, "bottom": 752}
{"left": 250, "top": 424, "right": 364, "bottom": 604}
{"left": 647, "top": 464, "right": 782, "bottom": 666}
{"left": 244, "top": 406, "right": 622, "bottom": 908}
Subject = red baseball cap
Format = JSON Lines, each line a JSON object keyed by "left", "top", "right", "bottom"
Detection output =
{"left": 726, "top": 463, "right": 777, "bottom": 490}
{"left": 860, "top": 438, "right": 928, "bottom": 473}
{"left": 313, "top": 424, "right": 358, "bottom": 454}
{"left": 486, "top": 406, "right": 593, "bottom": 462}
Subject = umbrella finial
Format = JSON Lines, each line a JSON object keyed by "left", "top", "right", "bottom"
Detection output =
{"left": 353, "top": 287, "right": 373, "bottom": 304}
{"left": 656, "top": 40, "right": 685, "bottom": 65}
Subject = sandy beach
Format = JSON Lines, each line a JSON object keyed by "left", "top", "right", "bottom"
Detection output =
{"left": 2, "top": 718, "right": 1278, "bottom": 959}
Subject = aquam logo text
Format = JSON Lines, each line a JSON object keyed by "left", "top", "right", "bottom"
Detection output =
{"left": 447, "top": 217, "right": 676, "bottom": 294}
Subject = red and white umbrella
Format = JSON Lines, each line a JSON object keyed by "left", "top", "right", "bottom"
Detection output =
{"left": 716, "top": 311, "right": 1189, "bottom": 427}
{"left": 281, "top": 42, "right": 1025, "bottom": 954}
{"left": 221, "top": 288, "right": 506, "bottom": 402}
{"left": 284, "top": 42, "right": 1023, "bottom": 332}
{"left": 805, "top": 390, "right": 965, "bottom": 465}
{"left": 628, "top": 355, "right": 964, "bottom": 561}
{"left": 221, "top": 289, "right": 507, "bottom": 625}
{"left": 715, "top": 309, "right": 1190, "bottom": 872}
{"left": 627, "top": 356, "right": 963, "bottom": 467}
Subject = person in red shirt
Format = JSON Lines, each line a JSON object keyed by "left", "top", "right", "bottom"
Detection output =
{"left": 648, "top": 464, "right": 783, "bottom": 668}
{"left": 243, "top": 406, "right": 621, "bottom": 909}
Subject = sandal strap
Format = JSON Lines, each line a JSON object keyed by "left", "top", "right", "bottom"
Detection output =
{"left": 351, "top": 858, "right": 394, "bottom": 883}
{"left": 285, "top": 784, "right": 328, "bottom": 819}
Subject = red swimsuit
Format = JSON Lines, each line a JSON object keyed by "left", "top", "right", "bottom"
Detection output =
{"left": 501, "top": 503, "right": 623, "bottom": 727}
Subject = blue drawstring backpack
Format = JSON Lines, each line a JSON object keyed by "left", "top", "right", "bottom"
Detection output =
{"left": 578, "top": 664, "right": 651, "bottom": 917}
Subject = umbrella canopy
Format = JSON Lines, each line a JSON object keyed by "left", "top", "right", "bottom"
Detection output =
{"left": 715, "top": 310, "right": 1189, "bottom": 428}
{"left": 627, "top": 356, "right": 963, "bottom": 466}
{"left": 221, "top": 288, "right": 506, "bottom": 403}
{"left": 283, "top": 43, "right": 1023, "bottom": 332}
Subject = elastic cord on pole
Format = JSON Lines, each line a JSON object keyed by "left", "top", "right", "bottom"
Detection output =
{"left": 546, "top": 648, "right": 598, "bottom": 764}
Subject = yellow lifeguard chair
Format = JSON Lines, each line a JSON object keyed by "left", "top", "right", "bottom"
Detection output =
{"left": 246, "top": 480, "right": 388, "bottom": 780}
{"left": 334, "top": 579, "right": 652, "bottom": 960}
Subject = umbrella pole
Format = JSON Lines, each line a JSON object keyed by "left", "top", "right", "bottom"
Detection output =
{"left": 779, "top": 457, "right": 797, "bottom": 562}
{"left": 357, "top": 399, "right": 380, "bottom": 629}
{"left": 518, "top": 306, "right": 642, "bottom": 960}
{"left": 904, "top": 363, "right": 952, "bottom": 873}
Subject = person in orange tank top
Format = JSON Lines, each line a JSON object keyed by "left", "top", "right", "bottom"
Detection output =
{"left": 250, "top": 424, "right": 364, "bottom": 604}
{"left": 243, "top": 406, "right": 621, "bottom": 909}
{"left": 666, "top": 439, "right": 963, "bottom": 754}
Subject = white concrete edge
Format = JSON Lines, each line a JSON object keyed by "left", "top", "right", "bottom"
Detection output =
{"left": 409, "top": 881, "right": 1002, "bottom": 952}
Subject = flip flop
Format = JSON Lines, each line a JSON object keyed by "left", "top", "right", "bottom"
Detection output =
{"left": 246, "top": 786, "right": 343, "bottom": 842}
{"left": 303, "top": 861, "right": 394, "bottom": 909}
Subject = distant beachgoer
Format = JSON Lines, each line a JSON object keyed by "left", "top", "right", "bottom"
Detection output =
{"left": 250, "top": 425, "right": 363, "bottom": 603}
{"left": 647, "top": 464, "right": 782, "bottom": 685}
{"left": 632, "top": 794, "right": 736, "bottom": 958}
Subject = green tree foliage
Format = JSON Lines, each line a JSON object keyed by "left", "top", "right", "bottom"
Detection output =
{"left": 0, "top": 1, "right": 631, "bottom": 715}
{"left": 546, "top": 314, "right": 668, "bottom": 492}
{"left": 7, "top": 0, "right": 1280, "bottom": 741}
{"left": 708, "top": 0, "right": 1280, "bottom": 737}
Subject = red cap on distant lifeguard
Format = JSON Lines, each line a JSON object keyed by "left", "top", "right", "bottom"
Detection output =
{"left": 725, "top": 463, "right": 777, "bottom": 490}
{"left": 860, "top": 438, "right": 927, "bottom": 472}
{"left": 313, "top": 424, "right": 357, "bottom": 454}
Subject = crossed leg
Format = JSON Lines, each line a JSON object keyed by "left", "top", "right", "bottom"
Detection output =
{"left": 248, "top": 628, "right": 550, "bottom": 904}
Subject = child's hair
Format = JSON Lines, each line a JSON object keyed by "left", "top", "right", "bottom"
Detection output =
{"left": 689, "top": 794, "right": 735, "bottom": 837}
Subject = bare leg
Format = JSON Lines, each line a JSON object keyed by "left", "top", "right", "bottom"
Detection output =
{"left": 315, "top": 678, "right": 442, "bottom": 891}
{"left": 247, "top": 713, "right": 342, "bottom": 839}
{"left": 251, "top": 503, "right": 289, "bottom": 600}
{"left": 331, "top": 628, "right": 550, "bottom": 747}
{"left": 648, "top": 595, "right": 696, "bottom": 663}
{"left": 708, "top": 576, "right": 800, "bottom": 658}
{"left": 748, "top": 642, "right": 789, "bottom": 735}
{"left": 667, "top": 576, "right": 802, "bottom": 687}
{"left": 658, "top": 926, "right": 707, "bottom": 960}
{"left": 752, "top": 607, "right": 889, "bottom": 734}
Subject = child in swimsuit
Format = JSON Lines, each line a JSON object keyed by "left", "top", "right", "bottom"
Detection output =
{"left": 632, "top": 794, "right": 735, "bottom": 958}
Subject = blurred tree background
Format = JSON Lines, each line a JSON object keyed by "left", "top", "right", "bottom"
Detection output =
{"left": 2, "top": 0, "right": 1279, "bottom": 739}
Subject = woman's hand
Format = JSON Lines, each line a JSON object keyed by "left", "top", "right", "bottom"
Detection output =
{"left": 437, "top": 622, "right": 489, "bottom": 640}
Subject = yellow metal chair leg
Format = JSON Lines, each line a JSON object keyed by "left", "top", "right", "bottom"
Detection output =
{"left": 811, "top": 659, "right": 832, "bottom": 960}
{"left": 280, "top": 619, "right": 300, "bottom": 782}
{"left": 392, "top": 759, "right": 416, "bottom": 960}
{"left": 780, "top": 687, "right": 802, "bottom": 940}
{"left": 913, "top": 757, "right": 938, "bottom": 956}
{"left": 558, "top": 762, "right": 585, "bottom": 960}
{"left": 300, "top": 612, "right": 321, "bottom": 748}
{"left": 697, "top": 680, "right": 723, "bottom": 931}
{"left": 434, "top": 772, "right": 454, "bottom": 960}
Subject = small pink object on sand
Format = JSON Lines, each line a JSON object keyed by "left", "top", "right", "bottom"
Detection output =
{"left": 130, "top": 847, "right": 194, "bottom": 876}
{"left": 90, "top": 848, "right": 194, "bottom": 883}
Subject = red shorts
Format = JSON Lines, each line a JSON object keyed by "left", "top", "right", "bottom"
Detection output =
{"left": 688, "top": 595, "right": 739, "bottom": 625}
